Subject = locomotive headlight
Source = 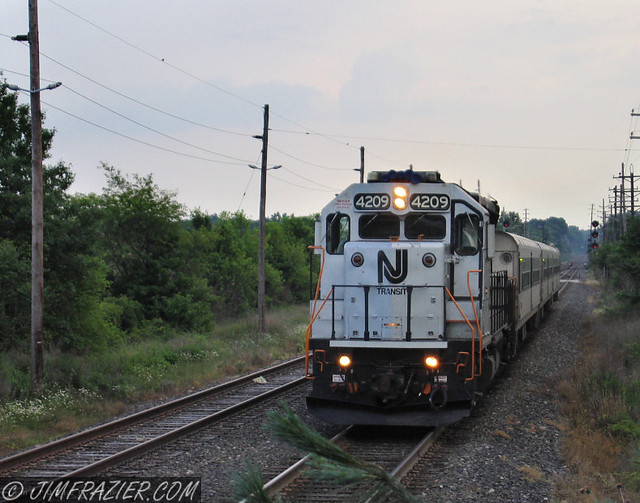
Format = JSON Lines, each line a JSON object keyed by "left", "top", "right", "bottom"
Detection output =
{"left": 338, "top": 355, "right": 352, "bottom": 368}
{"left": 393, "top": 186, "right": 408, "bottom": 210}
{"left": 424, "top": 356, "right": 439, "bottom": 369}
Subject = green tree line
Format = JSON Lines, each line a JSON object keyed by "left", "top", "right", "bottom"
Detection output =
{"left": 589, "top": 216, "right": 640, "bottom": 304}
{"left": 498, "top": 210, "right": 587, "bottom": 260}
{"left": 0, "top": 80, "right": 316, "bottom": 353}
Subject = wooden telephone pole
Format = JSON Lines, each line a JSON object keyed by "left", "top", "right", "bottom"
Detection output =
{"left": 250, "top": 105, "right": 281, "bottom": 334}
{"left": 257, "top": 105, "right": 269, "bottom": 334}
{"left": 14, "top": 0, "right": 45, "bottom": 390}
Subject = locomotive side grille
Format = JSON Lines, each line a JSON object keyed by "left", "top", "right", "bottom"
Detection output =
{"left": 490, "top": 270, "right": 515, "bottom": 333}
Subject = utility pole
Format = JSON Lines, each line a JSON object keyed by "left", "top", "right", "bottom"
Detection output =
{"left": 614, "top": 163, "right": 628, "bottom": 234}
{"left": 612, "top": 187, "right": 618, "bottom": 241}
{"left": 631, "top": 168, "right": 636, "bottom": 217}
{"left": 523, "top": 208, "right": 529, "bottom": 237}
{"left": 14, "top": 0, "right": 45, "bottom": 391}
{"left": 249, "top": 106, "right": 282, "bottom": 334}
{"left": 256, "top": 104, "right": 269, "bottom": 334}
{"left": 602, "top": 197, "right": 609, "bottom": 243}
{"left": 353, "top": 146, "right": 365, "bottom": 182}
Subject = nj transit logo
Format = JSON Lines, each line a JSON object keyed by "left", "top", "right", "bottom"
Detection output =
{"left": 377, "top": 250, "right": 408, "bottom": 284}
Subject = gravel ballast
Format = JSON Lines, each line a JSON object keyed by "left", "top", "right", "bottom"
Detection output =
{"left": 402, "top": 277, "right": 591, "bottom": 501}
{"left": 105, "top": 277, "right": 592, "bottom": 502}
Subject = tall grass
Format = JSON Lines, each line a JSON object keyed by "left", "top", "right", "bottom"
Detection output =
{"left": 555, "top": 297, "right": 640, "bottom": 502}
{"left": 0, "top": 304, "right": 309, "bottom": 455}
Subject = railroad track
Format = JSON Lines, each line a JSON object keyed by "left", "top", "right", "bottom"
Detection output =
{"left": 251, "top": 276, "right": 583, "bottom": 501}
{"left": 559, "top": 265, "right": 582, "bottom": 294}
{"left": 0, "top": 356, "right": 307, "bottom": 477}
{"left": 246, "top": 425, "right": 444, "bottom": 502}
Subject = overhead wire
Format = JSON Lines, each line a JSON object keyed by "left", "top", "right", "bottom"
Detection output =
{"left": 237, "top": 153, "right": 261, "bottom": 211}
{"left": 61, "top": 84, "right": 252, "bottom": 164}
{"left": 45, "top": 0, "right": 262, "bottom": 110}
{"left": 14, "top": 5, "right": 357, "bottom": 191}
{"left": 33, "top": 50, "right": 251, "bottom": 138}
{"left": 269, "top": 172, "right": 337, "bottom": 192}
{"left": 268, "top": 144, "right": 350, "bottom": 172}
{"left": 271, "top": 128, "right": 625, "bottom": 153}
{"left": 280, "top": 167, "right": 341, "bottom": 191}
{"left": 37, "top": 95, "right": 247, "bottom": 166}
{"left": 41, "top": 1, "right": 382, "bottom": 169}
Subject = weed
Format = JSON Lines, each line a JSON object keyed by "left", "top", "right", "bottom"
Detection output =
{"left": 0, "top": 303, "right": 309, "bottom": 454}
{"left": 555, "top": 298, "right": 640, "bottom": 502}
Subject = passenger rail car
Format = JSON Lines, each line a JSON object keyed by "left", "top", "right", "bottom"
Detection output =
{"left": 305, "top": 170, "right": 560, "bottom": 426}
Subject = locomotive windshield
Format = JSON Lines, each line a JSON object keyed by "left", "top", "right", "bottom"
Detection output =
{"left": 326, "top": 213, "right": 350, "bottom": 254}
{"left": 405, "top": 214, "right": 446, "bottom": 239}
{"left": 454, "top": 213, "right": 480, "bottom": 255}
{"left": 358, "top": 214, "right": 400, "bottom": 239}
{"left": 358, "top": 213, "right": 447, "bottom": 240}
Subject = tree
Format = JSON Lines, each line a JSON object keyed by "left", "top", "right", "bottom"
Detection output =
{"left": 0, "top": 80, "right": 121, "bottom": 351}
{"left": 591, "top": 216, "right": 640, "bottom": 303}
{"left": 266, "top": 214, "right": 315, "bottom": 302}
{"left": 96, "top": 164, "right": 216, "bottom": 330}
{"left": 498, "top": 210, "right": 524, "bottom": 235}
{"left": 0, "top": 79, "right": 57, "bottom": 251}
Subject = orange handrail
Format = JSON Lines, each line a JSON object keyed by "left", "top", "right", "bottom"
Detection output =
{"left": 445, "top": 287, "right": 477, "bottom": 381}
{"left": 305, "top": 246, "right": 328, "bottom": 378}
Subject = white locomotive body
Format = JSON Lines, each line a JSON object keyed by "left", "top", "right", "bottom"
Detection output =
{"left": 305, "top": 170, "right": 560, "bottom": 426}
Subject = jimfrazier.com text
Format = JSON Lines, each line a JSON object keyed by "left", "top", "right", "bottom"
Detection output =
{"left": 0, "top": 477, "right": 201, "bottom": 502}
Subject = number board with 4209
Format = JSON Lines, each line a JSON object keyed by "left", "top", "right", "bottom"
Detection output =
{"left": 354, "top": 193, "right": 450, "bottom": 211}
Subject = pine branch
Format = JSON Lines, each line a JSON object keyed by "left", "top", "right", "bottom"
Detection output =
{"left": 230, "top": 461, "right": 280, "bottom": 503}
{"left": 265, "top": 402, "right": 420, "bottom": 503}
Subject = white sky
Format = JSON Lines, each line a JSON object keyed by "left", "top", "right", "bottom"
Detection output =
{"left": 2, "top": 0, "right": 640, "bottom": 228}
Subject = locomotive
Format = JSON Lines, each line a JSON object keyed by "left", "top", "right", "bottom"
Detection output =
{"left": 305, "top": 170, "right": 560, "bottom": 426}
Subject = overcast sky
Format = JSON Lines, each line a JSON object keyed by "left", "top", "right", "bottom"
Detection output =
{"left": 3, "top": 1, "right": 640, "bottom": 228}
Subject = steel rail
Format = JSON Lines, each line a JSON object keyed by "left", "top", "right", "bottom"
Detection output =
{"left": 66, "top": 376, "right": 308, "bottom": 477}
{"left": 244, "top": 426, "right": 353, "bottom": 503}
{"left": 559, "top": 266, "right": 581, "bottom": 296}
{"left": 0, "top": 355, "right": 305, "bottom": 473}
{"left": 391, "top": 426, "right": 444, "bottom": 480}
{"left": 247, "top": 425, "right": 443, "bottom": 503}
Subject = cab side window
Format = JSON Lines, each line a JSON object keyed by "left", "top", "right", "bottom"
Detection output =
{"left": 326, "top": 213, "right": 350, "bottom": 254}
{"left": 454, "top": 214, "right": 480, "bottom": 255}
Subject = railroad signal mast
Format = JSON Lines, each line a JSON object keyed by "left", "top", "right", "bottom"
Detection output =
{"left": 589, "top": 220, "right": 599, "bottom": 252}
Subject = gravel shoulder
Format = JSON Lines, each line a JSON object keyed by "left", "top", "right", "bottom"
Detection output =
{"left": 403, "top": 277, "right": 591, "bottom": 501}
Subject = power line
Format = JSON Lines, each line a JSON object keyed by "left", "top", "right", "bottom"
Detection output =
{"left": 280, "top": 166, "right": 341, "bottom": 191}
{"left": 39, "top": 96, "right": 248, "bottom": 166}
{"left": 268, "top": 144, "right": 350, "bottom": 172}
{"left": 269, "top": 172, "right": 336, "bottom": 192}
{"left": 271, "top": 128, "right": 625, "bottom": 153}
{"left": 61, "top": 84, "right": 251, "bottom": 163}
{"left": 45, "top": 0, "right": 262, "bottom": 109}
{"left": 32, "top": 51, "right": 251, "bottom": 138}
{"left": 43, "top": 1, "right": 361, "bottom": 154}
